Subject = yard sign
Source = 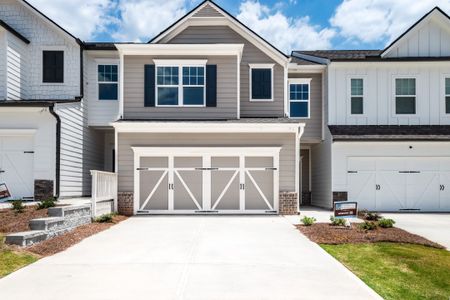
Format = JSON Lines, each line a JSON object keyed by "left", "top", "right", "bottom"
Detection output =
{"left": 0, "top": 183, "right": 11, "bottom": 200}
{"left": 334, "top": 201, "right": 358, "bottom": 218}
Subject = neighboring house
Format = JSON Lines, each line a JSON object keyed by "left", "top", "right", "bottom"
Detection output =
{"left": 0, "top": 0, "right": 449, "bottom": 214}
{"left": 293, "top": 7, "right": 450, "bottom": 212}
{"left": 0, "top": 0, "right": 103, "bottom": 201}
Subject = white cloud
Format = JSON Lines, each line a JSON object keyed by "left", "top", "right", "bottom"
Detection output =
{"left": 27, "top": 0, "right": 113, "bottom": 40}
{"left": 236, "top": 1, "right": 336, "bottom": 53}
{"left": 112, "top": 0, "right": 188, "bottom": 42}
{"left": 331, "top": 0, "right": 450, "bottom": 45}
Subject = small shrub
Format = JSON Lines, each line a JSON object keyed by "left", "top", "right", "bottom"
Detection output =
{"left": 11, "top": 200, "right": 25, "bottom": 213}
{"left": 330, "top": 216, "right": 347, "bottom": 226}
{"left": 37, "top": 198, "right": 56, "bottom": 210}
{"left": 301, "top": 216, "right": 316, "bottom": 226}
{"left": 359, "top": 210, "right": 381, "bottom": 221}
{"left": 378, "top": 218, "right": 395, "bottom": 228}
{"left": 95, "top": 213, "right": 113, "bottom": 223}
{"left": 359, "top": 221, "right": 377, "bottom": 231}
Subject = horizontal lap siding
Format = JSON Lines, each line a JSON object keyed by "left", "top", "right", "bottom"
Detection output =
{"left": 289, "top": 73, "right": 322, "bottom": 141}
{"left": 168, "top": 26, "right": 285, "bottom": 117}
{"left": 192, "top": 5, "right": 223, "bottom": 17}
{"left": 124, "top": 56, "right": 237, "bottom": 119}
{"left": 117, "top": 132, "right": 295, "bottom": 192}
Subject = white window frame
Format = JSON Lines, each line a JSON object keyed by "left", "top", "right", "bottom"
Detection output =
{"left": 348, "top": 77, "right": 365, "bottom": 116}
{"left": 288, "top": 78, "right": 311, "bottom": 119}
{"left": 96, "top": 59, "right": 119, "bottom": 101}
{"left": 249, "top": 63, "right": 274, "bottom": 102}
{"left": 393, "top": 76, "right": 417, "bottom": 116}
{"left": 154, "top": 59, "right": 207, "bottom": 107}
{"left": 444, "top": 75, "right": 450, "bottom": 115}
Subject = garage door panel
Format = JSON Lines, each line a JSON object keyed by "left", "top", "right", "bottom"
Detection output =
{"left": 141, "top": 157, "right": 168, "bottom": 168}
{"left": 407, "top": 173, "right": 440, "bottom": 210}
{"left": 348, "top": 172, "right": 376, "bottom": 211}
{"left": 174, "top": 170, "right": 202, "bottom": 210}
{"left": 440, "top": 173, "right": 450, "bottom": 210}
{"left": 211, "top": 170, "right": 240, "bottom": 210}
{"left": 140, "top": 170, "right": 168, "bottom": 210}
{"left": 245, "top": 170, "right": 274, "bottom": 211}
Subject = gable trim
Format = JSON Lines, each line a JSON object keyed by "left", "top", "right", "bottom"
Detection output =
{"left": 0, "top": 19, "right": 30, "bottom": 44}
{"left": 149, "top": 1, "right": 289, "bottom": 65}
{"left": 19, "top": 0, "right": 82, "bottom": 45}
{"left": 381, "top": 7, "right": 450, "bottom": 57}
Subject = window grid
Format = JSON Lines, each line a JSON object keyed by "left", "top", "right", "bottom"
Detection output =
{"left": 446, "top": 78, "right": 450, "bottom": 114}
{"left": 98, "top": 64, "right": 118, "bottom": 100}
{"left": 156, "top": 65, "right": 205, "bottom": 106}
{"left": 350, "top": 78, "right": 364, "bottom": 115}
{"left": 395, "top": 78, "right": 416, "bottom": 115}
{"left": 289, "top": 83, "right": 310, "bottom": 118}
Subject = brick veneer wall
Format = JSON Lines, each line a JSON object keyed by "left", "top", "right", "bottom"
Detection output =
{"left": 333, "top": 191, "right": 348, "bottom": 203}
{"left": 118, "top": 192, "right": 134, "bottom": 216}
{"left": 279, "top": 192, "right": 298, "bottom": 215}
{"left": 34, "top": 180, "right": 54, "bottom": 201}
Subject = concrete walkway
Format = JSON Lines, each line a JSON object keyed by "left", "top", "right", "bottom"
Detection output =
{"left": 382, "top": 213, "right": 450, "bottom": 249}
{"left": 0, "top": 216, "right": 380, "bottom": 300}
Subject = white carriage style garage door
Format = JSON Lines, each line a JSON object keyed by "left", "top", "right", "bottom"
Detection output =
{"left": 348, "top": 157, "right": 450, "bottom": 212}
{"left": 133, "top": 147, "right": 281, "bottom": 214}
{"left": 0, "top": 135, "right": 35, "bottom": 200}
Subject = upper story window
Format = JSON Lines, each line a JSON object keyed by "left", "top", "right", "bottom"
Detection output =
{"left": 155, "top": 60, "right": 206, "bottom": 107}
{"left": 445, "top": 78, "right": 450, "bottom": 114}
{"left": 249, "top": 64, "right": 274, "bottom": 101}
{"left": 98, "top": 64, "right": 118, "bottom": 100}
{"left": 289, "top": 78, "right": 311, "bottom": 118}
{"left": 350, "top": 78, "right": 364, "bottom": 115}
{"left": 43, "top": 51, "right": 64, "bottom": 83}
{"left": 395, "top": 78, "right": 416, "bottom": 114}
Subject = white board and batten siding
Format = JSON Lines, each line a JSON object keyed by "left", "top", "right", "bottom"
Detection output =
{"left": 328, "top": 61, "right": 450, "bottom": 126}
{"left": 384, "top": 17, "right": 450, "bottom": 58}
{"left": 85, "top": 52, "right": 120, "bottom": 126}
{"left": 5, "top": 31, "right": 29, "bottom": 100}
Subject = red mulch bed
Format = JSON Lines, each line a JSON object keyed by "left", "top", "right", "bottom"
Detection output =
{"left": 297, "top": 223, "right": 444, "bottom": 249}
{"left": 26, "top": 215, "right": 128, "bottom": 256}
{"left": 0, "top": 206, "right": 48, "bottom": 233}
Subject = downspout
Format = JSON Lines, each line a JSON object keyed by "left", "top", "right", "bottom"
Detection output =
{"left": 49, "top": 105, "right": 61, "bottom": 198}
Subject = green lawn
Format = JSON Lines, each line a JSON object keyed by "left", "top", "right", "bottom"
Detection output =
{"left": 321, "top": 243, "right": 450, "bottom": 300}
{"left": 0, "top": 235, "right": 38, "bottom": 278}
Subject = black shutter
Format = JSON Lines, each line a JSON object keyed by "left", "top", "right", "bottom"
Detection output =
{"left": 206, "top": 65, "right": 217, "bottom": 107}
{"left": 43, "top": 51, "right": 64, "bottom": 83}
{"left": 251, "top": 69, "right": 271, "bottom": 100}
{"left": 144, "top": 65, "right": 155, "bottom": 107}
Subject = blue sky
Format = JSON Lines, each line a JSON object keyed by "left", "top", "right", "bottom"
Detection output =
{"left": 28, "top": 0, "right": 450, "bottom": 53}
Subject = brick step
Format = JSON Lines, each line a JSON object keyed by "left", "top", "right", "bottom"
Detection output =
{"left": 29, "top": 217, "right": 65, "bottom": 231}
{"left": 5, "top": 230, "right": 47, "bottom": 247}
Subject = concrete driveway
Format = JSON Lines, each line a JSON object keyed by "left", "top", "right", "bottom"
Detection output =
{"left": 382, "top": 213, "right": 450, "bottom": 249}
{"left": 0, "top": 216, "right": 380, "bottom": 300}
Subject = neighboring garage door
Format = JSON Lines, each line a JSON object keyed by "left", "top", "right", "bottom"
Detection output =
{"left": 348, "top": 157, "right": 450, "bottom": 211}
{"left": 0, "top": 136, "right": 34, "bottom": 200}
{"left": 133, "top": 147, "right": 280, "bottom": 214}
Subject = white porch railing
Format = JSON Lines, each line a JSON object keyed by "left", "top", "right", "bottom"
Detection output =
{"left": 90, "top": 170, "right": 118, "bottom": 217}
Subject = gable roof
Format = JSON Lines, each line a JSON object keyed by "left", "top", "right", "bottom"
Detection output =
{"left": 19, "top": 0, "right": 81, "bottom": 45}
{"left": 149, "top": 0, "right": 289, "bottom": 65}
{"left": 382, "top": 6, "right": 450, "bottom": 57}
{"left": 0, "top": 19, "right": 30, "bottom": 44}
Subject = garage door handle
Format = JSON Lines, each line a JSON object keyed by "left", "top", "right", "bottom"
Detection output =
{"left": 440, "top": 185, "right": 445, "bottom": 191}
{"left": 0, "top": 170, "right": 4, "bottom": 173}
{"left": 376, "top": 184, "right": 381, "bottom": 190}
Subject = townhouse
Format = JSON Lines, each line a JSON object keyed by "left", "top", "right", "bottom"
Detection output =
{"left": 0, "top": 0, "right": 448, "bottom": 214}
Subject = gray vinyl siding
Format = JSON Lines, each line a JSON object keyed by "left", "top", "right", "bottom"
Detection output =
{"left": 300, "top": 149, "right": 310, "bottom": 192}
{"left": 0, "top": 30, "right": 5, "bottom": 99}
{"left": 167, "top": 26, "right": 285, "bottom": 117}
{"left": 310, "top": 128, "right": 332, "bottom": 208}
{"left": 117, "top": 132, "right": 296, "bottom": 192}
{"left": 289, "top": 73, "right": 322, "bottom": 142}
{"left": 56, "top": 101, "right": 104, "bottom": 197}
{"left": 192, "top": 5, "right": 223, "bottom": 18}
{"left": 123, "top": 55, "right": 237, "bottom": 119}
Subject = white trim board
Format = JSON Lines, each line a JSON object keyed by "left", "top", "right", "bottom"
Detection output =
{"left": 113, "top": 122, "right": 305, "bottom": 134}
